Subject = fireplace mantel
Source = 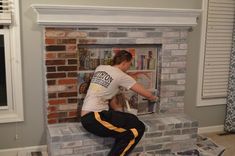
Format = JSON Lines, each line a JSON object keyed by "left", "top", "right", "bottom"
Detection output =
{"left": 31, "top": 4, "right": 201, "bottom": 27}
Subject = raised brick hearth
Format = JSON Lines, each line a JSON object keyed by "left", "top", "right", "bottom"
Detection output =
{"left": 47, "top": 114, "right": 198, "bottom": 156}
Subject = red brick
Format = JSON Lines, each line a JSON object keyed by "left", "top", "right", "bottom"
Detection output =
{"left": 48, "top": 112, "right": 67, "bottom": 119}
{"left": 57, "top": 53, "right": 77, "bottom": 58}
{"left": 48, "top": 99, "right": 66, "bottom": 105}
{"left": 69, "top": 111, "right": 78, "bottom": 117}
{"left": 67, "top": 45, "right": 77, "bottom": 51}
{"left": 46, "top": 60, "right": 65, "bottom": 65}
{"left": 48, "top": 119, "right": 57, "bottom": 124}
{"left": 46, "top": 53, "right": 57, "bottom": 59}
{"left": 57, "top": 66, "right": 77, "bottom": 71}
{"left": 45, "top": 39, "right": 56, "bottom": 44}
{"left": 48, "top": 93, "right": 57, "bottom": 98}
{"left": 58, "top": 79, "right": 77, "bottom": 85}
{"left": 47, "top": 80, "right": 56, "bottom": 85}
{"left": 47, "top": 106, "right": 57, "bottom": 112}
{"left": 58, "top": 92, "right": 77, "bottom": 97}
{"left": 57, "top": 39, "right": 76, "bottom": 44}
{"left": 46, "top": 73, "right": 66, "bottom": 79}
{"left": 67, "top": 72, "right": 77, "bottom": 77}
{"left": 47, "top": 67, "right": 56, "bottom": 72}
{"left": 68, "top": 98, "right": 78, "bottom": 103}
{"left": 78, "top": 39, "right": 97, "bottom": 44}
{"left": 48, "top": 113, "right": 59, "bottom": 119}
{"left": 46, "top": 45, "right": 66, "bottom": 51}
{"left": 68, "top": 59, "right": 78, "bottom": 64}
{"left": 66, "top": 85, "right": 77, "bottom": 91}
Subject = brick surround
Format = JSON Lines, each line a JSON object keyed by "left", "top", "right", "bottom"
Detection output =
{"left": 44, "top": 26, "right": 189, "bottom": 124}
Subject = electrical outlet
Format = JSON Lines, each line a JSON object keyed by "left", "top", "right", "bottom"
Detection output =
{"left": 15, "top": 134, "right": 19, "bottom": 140}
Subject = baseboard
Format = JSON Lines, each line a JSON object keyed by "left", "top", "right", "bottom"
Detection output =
{"left": 0, "top": 145, "right": 47, "bottom": 156}
{"left": 198, "top": 125, "right": 224, "bottom": 134}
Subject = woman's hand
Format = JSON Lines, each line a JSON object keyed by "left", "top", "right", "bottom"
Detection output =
{"left": 130, "top": 83, "right": 158, "bottom": 101}
{"left": 149, "top": 95, "right": 158, "bottom": 101}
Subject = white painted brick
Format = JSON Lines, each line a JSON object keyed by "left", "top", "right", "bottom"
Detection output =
{"left": 170, "top": 73, "right": 186, "bottom": 80}
{"left": 61, "top": 128, "right": 72, "bottom": 135}
{"left": 180, "top": 31, "right": 188, "bottom": 38}
{"left": 163, "top": 44, "right": 179, "bottom": 50}
{"left": 170, "top": 62, "right": 186, "bottom": 67}
{"left": 45, "top": 30, "right": 66, "bottom": 38}
{"left": 177, "top": 80, "right": 186, "bottom": 85}
{"left": 48, "top": 85, "right": 67, "bottom": 92}
{"left": 160, "top": 91, "right": 176, "bottom": 97}
{"left": 83, "top": 138, "right": 104, "bottom": 146}
{"left": 96, "top": 38, "right": 118, "bottom": 44}
{"left": 53, "top": 148, "right": 73, "bottom": 155}
{"left": 161, "top": 74, "right": 170, "bottom": 80}
{"left": 175, "top": 86, "right": 185, "bottom": 91}
{"left": 58, "top": 104, "right": 77, "bottom": 111}
{"left": 73, "top": 146, "right": 94, "bottom": 154}
{"left": 162, "top": 62, "right": 171, "bottom": 67}
{"left": 171, "top": 50, "right": 187, "bottom": 56}
{"left": 160, "top": 98, "right": 168, "bottom": 103}
{"left": 163, "top": 32, "right": 180, "bottom": 38}
{"left": 179, "top": 44, "right": 187, "bottom": 49}
{"left": 177, "top": 102, "right": 184, "bottom": 107}
{"left": 128, "top": 32, "right": 146, "bottom": 38}
{"left": 61, "top": 141, "right": 83, "bottom": 148}
{"left": 49, "top": 128, "right": 62, "bottom": 137}
{"left": 161, "top": 68, "right": 178, "bottom": 74}
{"left": 67, "top": 31, "right": 87, "bottom": 38}
{"left": 136, "top": 38, "right": 156, "bottom": 44}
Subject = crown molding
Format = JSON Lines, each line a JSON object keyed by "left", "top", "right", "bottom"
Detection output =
{"left": 31, "top": 4, "right": 201, "bottom": 27}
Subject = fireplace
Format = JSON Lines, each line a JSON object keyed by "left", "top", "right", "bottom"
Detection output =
{"left": 31, "top": 4, "right": 201, "bottom": 124}
{"left": 44, "top": 26, "right": 190, "bottom": 123}
{"left": 33, "top": 5, "right": 201, "bottom": 155}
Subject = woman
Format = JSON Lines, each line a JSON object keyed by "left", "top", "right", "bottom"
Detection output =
{"left": 81, "top": 50, "right": 157, "bottom": 156}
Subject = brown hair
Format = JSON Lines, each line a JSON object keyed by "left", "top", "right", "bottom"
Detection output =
{"left": 112, "top": 50, "right": 132, "bottom": 65}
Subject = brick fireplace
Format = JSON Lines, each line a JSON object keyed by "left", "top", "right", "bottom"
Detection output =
{"left": 33, "top": 4, "right": 201, "bottom": 155}
{"left": 45, "top": 26, "right": 190, "bottom": 123}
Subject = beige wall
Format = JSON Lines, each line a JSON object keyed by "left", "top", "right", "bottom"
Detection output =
{"left": 0, "top": 0, "right": 225, "bottom": 150}
{"left": 185, "top": 16, "right": 226, "bottom": 127}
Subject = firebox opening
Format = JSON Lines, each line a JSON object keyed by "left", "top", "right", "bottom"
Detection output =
{"left": 77, "top": 44, "right": 162, "bottom": 120}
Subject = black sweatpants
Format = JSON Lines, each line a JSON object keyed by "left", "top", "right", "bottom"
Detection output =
{"left": 81, "top": 110, "right": 145, "bottom": 156}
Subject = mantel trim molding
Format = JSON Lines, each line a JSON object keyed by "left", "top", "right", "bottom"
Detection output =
{"left": 31, "top": 4, "right": 201, "bottom": 27}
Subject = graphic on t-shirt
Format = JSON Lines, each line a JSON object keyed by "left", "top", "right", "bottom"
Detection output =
{"left": 91, "top": 71, "right": 113, "bottom": 88}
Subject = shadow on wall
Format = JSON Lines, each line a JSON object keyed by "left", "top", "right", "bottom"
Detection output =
{"left": 0, "top": 46, "right": 7, "bottom": 106}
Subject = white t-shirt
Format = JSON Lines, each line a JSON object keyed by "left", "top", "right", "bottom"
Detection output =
{"left": 82, "top": 65, "right": 136, "bottom": 112}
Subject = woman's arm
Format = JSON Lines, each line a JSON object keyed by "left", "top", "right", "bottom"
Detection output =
{"left": 130, "top": 83, "right": 157, "bottom": 101}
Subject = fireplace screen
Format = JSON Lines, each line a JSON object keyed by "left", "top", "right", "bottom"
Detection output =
{"left": 77, "top": 44, "right": 161, "bottom": 115}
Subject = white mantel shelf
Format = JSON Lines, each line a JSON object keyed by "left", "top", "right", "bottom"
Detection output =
{"left": 31, "top": 4, "right": 201, "bottom": 27}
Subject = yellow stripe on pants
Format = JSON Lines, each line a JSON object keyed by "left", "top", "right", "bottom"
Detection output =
{"left": 94, "top": 112, "right": 126, "bottom": 132}
{"left": 94, "top": 112, "right": 138, "bottom": 156}
{"left": 120, "top": 128, "right": 138, "bottom": 156}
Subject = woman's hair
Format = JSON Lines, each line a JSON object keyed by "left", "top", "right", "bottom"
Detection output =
{"left": 112, "top": 50, "right": 132, "bottom": 65}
